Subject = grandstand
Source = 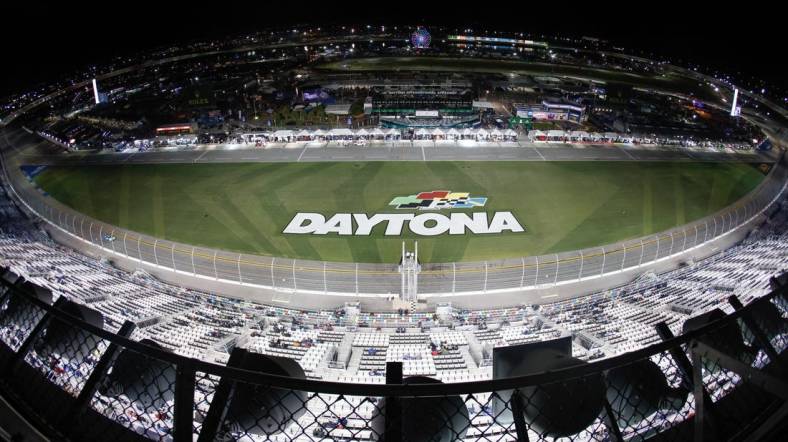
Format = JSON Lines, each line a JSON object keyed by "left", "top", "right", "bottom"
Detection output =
{"left": 2, "top": 168, "right": 786, "bottom": 380}
{"left": 1, "top": 171, "right": 787, "bottom": 440}
{"left": 1, "top": 23, "right": 787, "bottom": 442}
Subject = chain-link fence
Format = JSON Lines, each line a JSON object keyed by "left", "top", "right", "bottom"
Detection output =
{"left": 1, "top": 271, "right": 786, "bottom": 441}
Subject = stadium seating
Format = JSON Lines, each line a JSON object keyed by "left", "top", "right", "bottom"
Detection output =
{"left": 2, "top": 181, "right": 787, "bottom": 440}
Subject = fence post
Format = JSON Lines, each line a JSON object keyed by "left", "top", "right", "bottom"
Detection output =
{"left": 238, "top": 254, "right": 243, "bottom": 284}
{"left": 554, "top": 254, "right": 559, "bottom": 285}
{"left": 483, "top": 261, "right": 488, "bottom": 292}
{"left": 191, "top": 247, "right": 196, "bottom": 275}
{"left": 683, "top": 229, "right": 687, "bottom": 252}
{"left": 196, "top": 349, "right": 247, "bottom": 442}
{"left": 293, "top": 260, "right": 297, "bottom": 292}
{"left": 80, "top": 218, "right": 85, "bottom": 238}
{"left": 668, "top": 232, "right": 674, "bottom": 256}
{"left": 137, "top": 236, "right": 142, "bottom": 261}
{"left": 600, "top": 247, "right": 606, "bottom": 275}
{"left": 703, "top": 220, "right": 708, "bottom": 243}
{"left": 153, "top": 239, "right": 159, "bottom": 265}
{"left": 454, "top": 262, "right": 458, "bottom": 293}
{"left": 621, "top": 244, "right": 626, "bottom": 271}
{"left": 655, "top": 322, "right": 718, "bottom": 439}
{"left": 578, "top": 251, "right": 584, "bottom": 280}
{"left": 601, "top": 374, "right": 625, "bottom": 442}
{"left": 271, "top": 258, "right": 276, "bottom": 289}
{"left": 691, "top": 346, "right": 705, "bottom": 441}
{"left": 728, "top": 295, "right": 785, "bottom": 373}
{"left": 323, "top": 262, "right": 327, "bottom": 293}
{"left": 534, "top": 255, "right": 540, "bottom": 286}
{"left": 173, "top": 359, "right": 197, "bottom": 442}
{"left": 213, "top": 251, "right": 218, "bottom": 280}
{"left": 519, "top": 258, "right": 525, "bottom": 289}
{"left": 510, "top": 390, "right": 531, "bottom": 442}
{"left": 98, "top": 225, "right": 104, "bottom": 248}
{"left": 88, "top": 222, "right": 94, "bottom": 243}
{"left": 62, "top": 321, "right": 136, "bottom": 430}
{"left": 638, "top": 239, "right": 645, "bottom": 266}
{"left": 172, "top": 244, "right": 177, "bottom": 271}
{"left": 655, "top": 235, "right": 660, "bottom": 260}
{"left": 385, "top": 362, "right": 403, "bottom": 442}
{"left": 3, "top": 297, "right": 68, "bottom": 376}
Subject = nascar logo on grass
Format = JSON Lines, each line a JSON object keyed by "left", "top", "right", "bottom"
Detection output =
{"left": 283, "top": 190, "right": 525, "bottom": 236}
{"left": 389, "top": 190, "right": 487, "bottom": 210}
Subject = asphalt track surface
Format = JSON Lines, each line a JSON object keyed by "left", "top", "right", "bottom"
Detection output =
{"left": 16, "top": 138, "right": 773, "bottom": 167}
{"left": 3, "top": 127, "right": 785, "bottom": 310}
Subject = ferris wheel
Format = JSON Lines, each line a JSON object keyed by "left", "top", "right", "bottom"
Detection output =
{"left": 411, "top": 27, "right": 431, "bottom": 49}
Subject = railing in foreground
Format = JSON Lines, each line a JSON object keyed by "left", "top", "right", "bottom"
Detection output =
{"left": 0, "top": 271, "right": 786, "bottom": 442}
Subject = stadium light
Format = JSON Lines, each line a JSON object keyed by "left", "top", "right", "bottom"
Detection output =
{"left": 730, "top": 88, "right": 739, "bottom": 116}
{"left": 92, "top": 78, "right": 100, "bottom": 104}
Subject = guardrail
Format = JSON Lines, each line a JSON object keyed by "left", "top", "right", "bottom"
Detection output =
{"left": 0, "top": 272, "right": 786, "bottom": 441}
{"left": 3, "top": 145, "right": 785, "bottom": 304}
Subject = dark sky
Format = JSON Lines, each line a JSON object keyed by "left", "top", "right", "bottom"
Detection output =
{"left": 2, "top": 2, "right": 785, "bottom": 97}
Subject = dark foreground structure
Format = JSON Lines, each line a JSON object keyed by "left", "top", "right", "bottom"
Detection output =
{"left": 0, "top": 268, "right": 787, "bottom": 441}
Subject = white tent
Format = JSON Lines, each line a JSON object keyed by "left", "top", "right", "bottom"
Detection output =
{"left": 528, "top": 130, "right": 546, "bottom": 140}
{"left": 446, "top": 128, "right": 460, "bottom": 136}
{"left": 489, "top": 128, "right": 503, "bottom": 136}
{"left": 415, "top": 128, "right": 430, "bottom": 136}
{"left": 295, "top": 129, "right": 311, "bottom": 138}
{"left": 272, "top": 130, "right": 294, "bottom": 139}
{"left": 547, "top": 130, "right": 566, "bottom": 138}
{"left": 329, "top": 128, "right": 353, "bottom": 136}
{"left": 504, "top": 129, "right": 518, "bottom": 137}
{"left": 312, "top": 129, "right": 327, "bottom": 136}
{"left": 356, "top": 128, "right": 369, "bottom": 136}
{"left": 370, "top": 128, "right": 385, "bottom": 136}
{"left": 569, "top": 131, "right": 588, "bottom": 140}
{"left": 432, "top": 128, "right": 446, "bottom": 136}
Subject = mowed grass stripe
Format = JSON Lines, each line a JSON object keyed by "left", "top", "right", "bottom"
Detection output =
{"left": 32, "top": 161, "right": 766, "bottom": 263}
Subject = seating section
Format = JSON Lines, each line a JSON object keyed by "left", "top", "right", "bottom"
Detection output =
{"left": 1, "top": 179, "right": 787, "bottom": 441}
{"left": 1, "top": 179, "right": 786, "bottom": 380}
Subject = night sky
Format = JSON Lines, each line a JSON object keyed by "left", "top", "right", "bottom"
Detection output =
{"left": 2, "top": 2, "right": 785, "bottom": 97}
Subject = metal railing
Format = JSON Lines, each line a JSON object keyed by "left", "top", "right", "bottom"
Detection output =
{"left": 0, "top": 272, "right": 786, "bottom": 441}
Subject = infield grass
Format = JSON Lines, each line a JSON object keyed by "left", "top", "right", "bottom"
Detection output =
{"left": 32, "top": 161, "right": 765, "bottom": 263}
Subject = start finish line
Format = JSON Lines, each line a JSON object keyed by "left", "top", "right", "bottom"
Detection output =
{"left": 283, "top": 212, "right": 525, "bottom": 236}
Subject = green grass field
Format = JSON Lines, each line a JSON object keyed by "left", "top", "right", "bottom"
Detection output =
{"left": 32, "top": 161, "right": 765, "bottom": 263}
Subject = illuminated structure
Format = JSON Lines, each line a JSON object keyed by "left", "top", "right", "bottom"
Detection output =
{"left": 411, "top": 27, "right": 431, "bottom": 49}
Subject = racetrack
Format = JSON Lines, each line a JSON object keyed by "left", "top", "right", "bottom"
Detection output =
{"left": 32, "top": 160, "right": 766, "bottom": 263}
